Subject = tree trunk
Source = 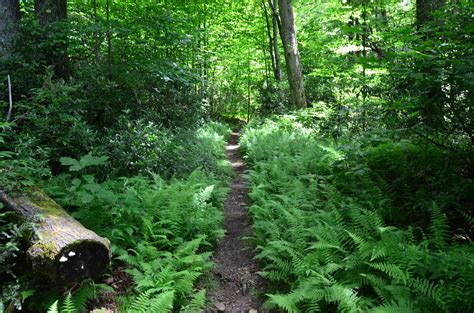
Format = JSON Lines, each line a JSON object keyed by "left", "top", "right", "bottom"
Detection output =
{"left": 268, "top": 0, "right": 282, "bottom": 81}
{"left": 272, "top": 8, "right": 282, "bottom": 81}
{"left": 35, "top": 0, "right": 69, "bottom": 79}
{"left": 416, "top": 0, "right": 445, "bottom": 30}
{"left": 277, "top": 0, "right": 306, "bottom": 108}
{"left": 106, "top": 0, "right": 112, "bottom": 79}
{"left": 262, "top": 0, "right": 276, "bottom": 80}
{"left": 0, "top": 0, "right": 20, "bottom": 60}
{"left": 93, "top": 0, "right": 100, "bottom": 63}
{"left": 0, "top": 188, "right": 111, "bottom": 282}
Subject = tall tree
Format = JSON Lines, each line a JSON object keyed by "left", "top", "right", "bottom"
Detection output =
{"left": 35, "top": 0, "right": 68, "bottom": 79}
{"left": 277, "top": 0, "right": 306, "bottom": 108}
{"left": 0, "top": 0, "right": 20, "bottom": 60}
{"left": 262, "top": 0, "right": 282, "bottom": 81}
{"left": 270, "top": 1, "right": 282, "bottom": 81}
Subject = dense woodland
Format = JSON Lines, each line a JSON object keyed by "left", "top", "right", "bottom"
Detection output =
{"left": 0, "top": 0, "right": 473, "bottom": 312}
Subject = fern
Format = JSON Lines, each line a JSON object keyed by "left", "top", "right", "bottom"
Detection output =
{"left": 149, "top": 291, "right": 175, "bottom": 312}
{"left": 61, "top": 294, "right": 77, "bottom": 313}
{"left": 430, "top": 203, "right": 450, "bottom": 250}
{"left": 180, "top": 290, "right": 206, "bottom": 313}
{"left": 241, "top": 121, "right": 474, "bottom": 312}
{"left": 129, "top": 290, "right": 156, "bottom": 313}
{"left": 372, "top": 299, "right": 416, "bottom": 313}
{"left": 47, "top": 301, "right": 59, "bottom": 313}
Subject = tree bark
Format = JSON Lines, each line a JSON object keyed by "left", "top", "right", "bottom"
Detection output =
{"left": 0, "top": 0, "right": 20, "bottom": 60}
{"left": 35, "top": 0, "right": 69, "bottom": 79}
{"left": 0, "top": 188, "right": 111, "bottom": 282}
{"left": 277, "top": 0, "right": 306, "bottom": 108}
{"left": 416, "top": 0, "right": 445, "bottom": 29}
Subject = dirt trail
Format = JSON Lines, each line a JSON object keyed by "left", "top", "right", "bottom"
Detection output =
{"left": 206, "top": 131, "right": 264, "bottom": 312}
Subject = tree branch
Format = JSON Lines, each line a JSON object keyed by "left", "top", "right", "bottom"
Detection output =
{"left": 6, "top": 75, "right": 13, "bottom": 122}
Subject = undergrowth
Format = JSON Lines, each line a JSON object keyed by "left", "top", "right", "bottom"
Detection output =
{"left": 16, "top": 122, "right": 232, "bottom": 312}
{"left": 241, "top": 117, "right": 473, "bottom": 312}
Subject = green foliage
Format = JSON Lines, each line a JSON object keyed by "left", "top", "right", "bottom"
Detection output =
{"left": 0, "top": 211, "right": 32, "bottom": 312}
{"left": 119, "top": 238, "right": 211, "bottom": 311}
{"left": 97, "top": 119, "right": 232, "bottom": 179}
{"left": 60, "top": 154, "right": 108, "bottom": 172}
{"left": 45, "top": 281, "right": 113, "bottom": 313}
{"left": 242, "top": 119, "right": 474, "bottom": 312}
{"left": 39, "top": 122, "right": 231, "bottom": 311}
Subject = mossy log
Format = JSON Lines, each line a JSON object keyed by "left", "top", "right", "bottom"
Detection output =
{"left": 0, "top": 188, "right": 111, "bottom": 282}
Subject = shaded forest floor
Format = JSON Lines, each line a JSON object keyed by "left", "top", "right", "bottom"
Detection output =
{"left": 206, "top": 131, "right": 264, "bottom": 312}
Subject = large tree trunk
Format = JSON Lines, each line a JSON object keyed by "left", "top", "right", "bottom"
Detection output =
{"left": 35, "top": 0, "right": 69, "bottom": 79}
{"left": 0, "top": 188, "right": 111, "bottom": 282}
{"left": 0, "top": 0, "right": 20, "bottom": 60}
{"left": 277, "top": 0, "right": 306, "bottom": 108}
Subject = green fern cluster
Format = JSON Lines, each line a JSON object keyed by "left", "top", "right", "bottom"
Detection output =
{"left": 120, "top": 237, "right": 210, "bottom": 312}
{"left": 48, "top": 169, "right": 228, "bottom": 311}
{"left": 241, "top": 120, "right": 474, "bottom": 312}
{"left": 40, "top": 122, "right": 233, "bottom": 312}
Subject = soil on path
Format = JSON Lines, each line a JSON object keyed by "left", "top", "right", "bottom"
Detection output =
{"left": 206, "top": 131, "right": 265, "bottom": 312}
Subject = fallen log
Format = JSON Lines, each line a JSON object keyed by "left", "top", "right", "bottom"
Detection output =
{"left": 0, "top": 188, "right": 111, "bottom": 282}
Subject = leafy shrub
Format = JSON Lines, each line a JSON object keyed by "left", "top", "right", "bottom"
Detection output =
{"left": 98, "top": 118, "right": 232, "bottom": 179}
{"left": 0, "top": 209, "right": 32, "bottom": 312}
{"left": 364, "top": 141, "right": 473, "bottom": 229}
{"left": 258, "top": 81, "right": 289, "bottom": 116}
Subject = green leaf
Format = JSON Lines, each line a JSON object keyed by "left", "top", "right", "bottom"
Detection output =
{"left": 60, "top": 157, "right": 82, "bottom": 171}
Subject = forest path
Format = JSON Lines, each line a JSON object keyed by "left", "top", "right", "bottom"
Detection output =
{"left": 206, "top": 131, "right": 264, "bottom": 312}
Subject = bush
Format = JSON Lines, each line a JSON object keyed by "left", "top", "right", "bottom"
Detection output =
{"left": 98, "top": 118, "right": 232, "bottom": 179}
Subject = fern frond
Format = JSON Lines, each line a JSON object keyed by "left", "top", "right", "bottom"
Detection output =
{"left": 367, "top": 262, "right": 408, "bottom": 283}
{"left": 267, "top": 292, "right": 302, "bottom": 313}
{"left": 47, "top": 300, "right": 59, "bottom": 313}
{"left": 180, "top": 290, "right": 206, "bottom": 313}
{"left": 61, "top": 293, "right": 77, "bottom": 313}
{"left": 149, "top": 290, "right": 175, "bottom": 313}
{"left": 371, "top": 299, "right": 415, "bottom": 313}
{"left": 430, "top": 202, "right": 449, "bottom": 250}
{"left": 129, "top": 289, "right": 155, "bottom": 313}
{"left": 408, "top": 277, "right": 444, "bottom": 306}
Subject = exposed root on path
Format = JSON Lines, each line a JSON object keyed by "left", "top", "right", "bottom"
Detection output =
{"left": 206, "top": 131, "right": 265, "bottom": 312}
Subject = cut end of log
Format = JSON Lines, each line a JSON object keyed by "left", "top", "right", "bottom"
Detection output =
{"left": 54, "top": 240, "right": 110, "bottom": 282}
